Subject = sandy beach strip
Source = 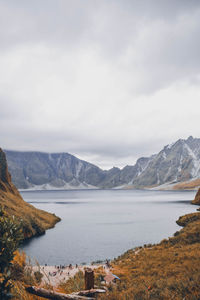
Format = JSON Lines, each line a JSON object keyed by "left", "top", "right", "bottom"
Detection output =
{"left": 31, "top": 264, "right": 105, "bottom": 287}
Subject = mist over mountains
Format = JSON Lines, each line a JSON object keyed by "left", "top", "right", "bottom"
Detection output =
{"left": 4, "top": 136, "right": 200, "bottom": 190}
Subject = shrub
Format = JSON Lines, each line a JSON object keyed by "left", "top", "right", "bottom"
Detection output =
{"left": 34, "top": 271, "right": 43, "bottom": 284}
{"left": 0, "top": 206, "right": 23, "bottom": 299}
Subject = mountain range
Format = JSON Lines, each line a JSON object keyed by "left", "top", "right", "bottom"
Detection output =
{"left": 4, "top": 136, "right": 200, "bottom": 190}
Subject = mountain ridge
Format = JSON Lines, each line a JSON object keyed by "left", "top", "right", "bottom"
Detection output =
{"left": 4, "top": 136, "right": 200, "bottom": 190}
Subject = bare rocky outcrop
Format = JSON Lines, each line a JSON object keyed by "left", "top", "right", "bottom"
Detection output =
{"left": 0, "top": 148, "right": 17, "bottom": 194}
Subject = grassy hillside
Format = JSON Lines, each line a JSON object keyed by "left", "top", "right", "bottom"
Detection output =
{"left": 99, "top": 211, "right": 200, "bottom": 299}
{"left": 192, "top": 187, "right": 200, "bottom": 205}
{"left": 0, "top": 148, "right": 60, "bottom": 239}
{"left": 172, "top": 178, "right": 200, "bottom": 190}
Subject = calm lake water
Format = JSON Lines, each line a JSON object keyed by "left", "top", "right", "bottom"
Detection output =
{"left": 20, "top": 189, "right": 197, "bottom": 265}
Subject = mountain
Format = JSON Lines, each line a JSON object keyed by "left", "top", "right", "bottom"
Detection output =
{"left": 4, "top": 150, "right": 154, "bottom": 189}
{"left": 102, "top": 136, "right": 200, "bottom": 189}
{"left": 5, "top": 150, "right": 106, "bottom": 189}
{"left": 131, "top": 136, "right": 200, "bottom": 189}
{"left": 4, "top": 136, "right": 200, "bottom": 190}
{"left": 0, "top": 148, "right": 60, "bottom": 239}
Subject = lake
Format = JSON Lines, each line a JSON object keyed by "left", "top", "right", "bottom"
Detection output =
{"left": 20, "top": 189, "right": 197, "bottom": 265}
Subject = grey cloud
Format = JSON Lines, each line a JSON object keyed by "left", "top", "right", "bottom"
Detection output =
{"left": 1, "top": 117, "right": 166, "bottom": 168}
{"left": 1, "top": 1, "right": 199, "bottom": 49}
{"left": 0, "top": 0, "right": 95, "bottom": 50}
{"left": 1, "top": 0, "right": 200, "bottom": 168}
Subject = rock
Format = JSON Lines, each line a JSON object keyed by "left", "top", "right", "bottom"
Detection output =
{"left": 192, "top": 188, "right": 200, "bottom": 205}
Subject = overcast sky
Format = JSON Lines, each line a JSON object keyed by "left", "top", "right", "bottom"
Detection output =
{"left": 1, "top": 0, "right": 200, "bottom": 169}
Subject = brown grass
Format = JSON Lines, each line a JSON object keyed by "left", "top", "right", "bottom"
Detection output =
{"left": 0, "top": 147, "right": 60, "bottom": 240}
{"left": 0, "top": 188, "right": 60, "bottom": 239}
{"left": 58, "top": 266, "right": 106, "bottom": 294}
{"left": 0, "top": 250, "right": 43, "bottom": 300}
{"left": 173, "top": 178, "right": 200, "bottom": 190}
{"left": 99, "top": 211, "right": 200, "bottom": 300}
{"left": 192, "top": 188, "right": 200, "bottom": 205}
{"left": 7, "top": 211, "right": 200, "bottom": 300}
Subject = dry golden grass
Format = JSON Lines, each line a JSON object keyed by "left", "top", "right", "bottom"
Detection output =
{"left": 0, "top": 250, "right": 43, "bottom": 300}
{"left": 12, "top": 281, "right": 44, "bottom": 300}
{"left": 173, "top": 178, "right": 200, "bottom": 190}
{"left": 58, "top": 271, "right": 85, "bottom": 294}
{"left": 192, "top": 188, "right": 200, "bottom": 205}
{"left": 0, "top": 148, "right": 60, "bottom": 240}
{"left": 58, "top": 266, "right": 106, "bottom": 294}
{"left": 0, "top": 188, "right": 60, "bottom": 239}
{"left": 6, "top": 211, "right": 200, "bottom": 300}
{"left": 99, "top": 211, "right": 200, "bottom": 300}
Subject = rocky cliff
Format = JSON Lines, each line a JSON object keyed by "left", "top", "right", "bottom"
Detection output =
{"left": 3, "top": 150, "right": 155, "bottom": 189}
{"left": 4, "top": 136, "right": 200, "bottom": 190}
{"left": 192, "top": 188, "right": 200, "bottom": 205}
{"left": 131, "top": 136, "right": 200, "bottom": 188}
{"left": 5, "top": 150, "right": 106, "bottom": 189}
{"left": 0, "top": 148, "right": 60, "bottom": 239}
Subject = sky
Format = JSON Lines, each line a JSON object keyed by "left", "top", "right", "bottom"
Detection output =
{"left": 1, "top": 0, "right": 200, "bottom": 169}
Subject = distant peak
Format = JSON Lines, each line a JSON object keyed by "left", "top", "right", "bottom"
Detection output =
{"left": 110, "top": 166, "right": 120, "bottom": 171}
{"left": 187, "top": 136, "right": 194, "bottom": 141}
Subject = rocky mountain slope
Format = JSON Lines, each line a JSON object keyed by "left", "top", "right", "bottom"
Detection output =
{"left": 132, "top": 136, "right": 200, "bottom": 189}
{"left": 5, "top": 150, "right": 106, "bottom": 189}
{"left": 5, "top": 136, "right": 200, "bottom": 190}
{"left": 0, "top": 148, "right": 60, "bottom": 239}
{"left": 5, "top": 149, "right": 154, "bottom": 189}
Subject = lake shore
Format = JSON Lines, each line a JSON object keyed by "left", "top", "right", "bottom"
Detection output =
{"left": 31, "top": 263, "right": 108, "bottom": 287}
{"left": 99, "top": 206, "right": 200, "bottom": 299}
{"left": 21, "top": 189, "right": 197, "bottom": 265}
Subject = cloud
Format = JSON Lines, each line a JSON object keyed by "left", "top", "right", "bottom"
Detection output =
{"left": 0, "top": 0, "right": 200, "bottom": 168}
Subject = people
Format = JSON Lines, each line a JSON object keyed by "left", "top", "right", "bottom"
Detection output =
{"left": 106, "top": 259, "right": 110, "bottom": 268}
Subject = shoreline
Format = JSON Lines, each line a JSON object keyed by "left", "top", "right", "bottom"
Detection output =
{"left": 31, "top": 263, "right": 107, "bottom": 287}
{"left": 29, "top": 207, "right": 200, "bottom": 289}
{"left": 20, "top": 189, "right": 197, "bottom": 267}
{"left": 23, "top": 192, "right": 200, "bottom": 298}
{"left": 19, "top": 185, "right": 200, "bottom": 192}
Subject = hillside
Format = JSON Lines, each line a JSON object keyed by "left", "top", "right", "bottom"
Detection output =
{"left": 0, "top": 148, "right": 60, "bottom": 239}
{"left": 4, "top": 136, "right": 200, "bottom": 190}
{"left": 192, "top": 187, "right": 200, "bottom": 205}
{"left": 99, "top": 197, "right": 200, "bottom": 299}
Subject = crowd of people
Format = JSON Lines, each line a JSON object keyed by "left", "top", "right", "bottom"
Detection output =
{"left": 45, "top": 263, "right": 80, "bottom": 278}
